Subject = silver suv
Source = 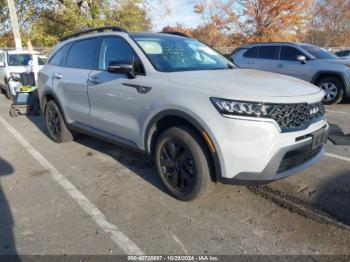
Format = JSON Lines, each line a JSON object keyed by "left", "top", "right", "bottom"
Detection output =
{"left": 232, "top": 42, "right": 350, "bottom": 104}
{"left": 38, "top": 27, "right": 328, "bottom": 201}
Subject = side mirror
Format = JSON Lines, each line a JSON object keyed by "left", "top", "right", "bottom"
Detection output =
{"left": 107, "top": 63, "right": 136, "bottom": 79}
{"left": 297, "top": 55, "right": 307, "bottom": 64}
{"left": 0, "top": 62, "right": 5, "bottom": 67}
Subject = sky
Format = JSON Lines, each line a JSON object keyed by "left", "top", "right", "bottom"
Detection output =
{"left": 148, "top": 0, "right": 203, "bottom": 31}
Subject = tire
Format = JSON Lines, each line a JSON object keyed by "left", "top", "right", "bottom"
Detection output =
{"left": 9, "top": 107, "right": 18, "bottom": 118}
{"left": 155, "top": 126, "right": 215, "bottom": 201}
{"left": 44, "top": 100, "right": 73, "bottom": 143}
{"left": 5, "top": 80, "right": 13, "bottom": 101}
{"left": 317, "top": 77, "right": 344, "bottom": 105}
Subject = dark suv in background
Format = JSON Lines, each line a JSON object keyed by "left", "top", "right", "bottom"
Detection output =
{"left": 232, "top": 42, "right": 350, "bottom": 104}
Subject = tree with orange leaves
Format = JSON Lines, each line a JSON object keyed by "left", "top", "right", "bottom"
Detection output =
{"left": 195, "top": 0, "right": 312, "bottom": 42}
{"left": 305, "top": 0, "right": 350, "bottom": 47}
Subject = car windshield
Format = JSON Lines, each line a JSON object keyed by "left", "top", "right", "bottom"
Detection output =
{"left": 131, "top": 35, "right": 233, "bottom": 72}
{"left": 8, "top": 54, "right": 32, "bottom": 66}
{"left": 301, "top": 45, "right": 338, "bottom": 60}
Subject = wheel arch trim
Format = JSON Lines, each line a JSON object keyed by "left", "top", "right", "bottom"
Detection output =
{"left": 311, "top": 71, "right": 347, "bottom": 89}
{"left": 41, "top": 90, "right": 69, "bottom": 124}
{"left": 143, "top": 109, "right": 224, "bottom": 180}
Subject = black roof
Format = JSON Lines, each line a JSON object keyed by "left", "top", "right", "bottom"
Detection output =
{"left": 60, "top": 26, "right": 128, "bottom": 41}
{"left": 129, "top": 32, "right": 190, "bottom": 38}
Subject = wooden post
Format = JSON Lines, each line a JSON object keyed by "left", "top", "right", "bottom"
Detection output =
{"left": 7, "top": 0, "right": 22, "bottom": 49}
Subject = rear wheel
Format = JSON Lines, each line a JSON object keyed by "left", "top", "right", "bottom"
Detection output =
{"left": 155, "top": 126, "right": 215, "bottom": 201}
{"left": 5, "top": 80, "right": 13, "bottom": 101}
{"left": 317, "top": 77, "right": 344, "bottom": 105}
{"left": 44, "top": 100, "right": 73, "bottom": 143}
{"left": 9, "top": 107, "right": 18, "bottom": 117}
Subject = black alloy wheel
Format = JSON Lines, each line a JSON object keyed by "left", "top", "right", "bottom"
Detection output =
{"left": 45, "top": 100, "right": 73, "bottom": 143}
{"left": 155, "top": 126, "right": 215, "bottom": 201}
{"left": 159, "top": 139, "right": 196, "bottom": 193}
{"left": 46, "top": 105, "right": 61, "bottom": 140}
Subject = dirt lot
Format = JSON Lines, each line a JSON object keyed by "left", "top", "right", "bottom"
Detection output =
{"left": 0, "top": 95, "right": 349, "bottom": 255}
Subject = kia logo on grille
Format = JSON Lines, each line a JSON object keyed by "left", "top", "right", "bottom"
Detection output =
{"left": 309, "top": 105, "right": 319, "bottom": 115}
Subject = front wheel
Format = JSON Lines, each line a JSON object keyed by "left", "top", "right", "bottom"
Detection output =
{"left": 155, "top": 126, "right": 215, "bottom": 201}
{"left": 44, "top": 100, "right": 73, "bottom": 143}
{"left": 317, "top": 77, "right": 344, "bottom": 105}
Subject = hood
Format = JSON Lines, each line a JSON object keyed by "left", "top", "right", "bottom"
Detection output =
{"left": 322, "top": 58, "right": 350, "bottom": 65}
{"left": 7, "top": 65, "right": 32, "bottom": 73}
{"left": 167, "top": 69, "right": 321, "bottom": 99}
{"left": 7, "top": 65, "right": 44, "bottom": 74}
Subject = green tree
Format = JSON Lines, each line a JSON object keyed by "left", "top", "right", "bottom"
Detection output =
{"left": 0, "top": 0, "right": 151, "bottom": 47}
{"left": 195, "top": 0, "right": 312, "bottom": 42}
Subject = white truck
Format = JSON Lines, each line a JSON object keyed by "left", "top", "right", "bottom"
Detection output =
{"left": 0, "top": 49, "right": 47, "bottom": 99}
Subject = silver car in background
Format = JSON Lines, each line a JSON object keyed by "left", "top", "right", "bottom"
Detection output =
{"left": 232, "top": 42, "right": 350, "bottom": 104}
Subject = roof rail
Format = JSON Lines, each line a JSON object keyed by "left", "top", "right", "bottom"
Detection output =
{"left": 245, "top": 41, "right": 298, "bottom": 46}
{"left": 161, "top": 31, "right": 191, "bottom": 38}
{"left": 60, "top": 26, "right": 128, "bottom": 42}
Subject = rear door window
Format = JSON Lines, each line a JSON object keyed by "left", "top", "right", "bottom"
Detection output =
{"left": 280, "top": 46, "right": 305, "bottom": 61}
{"left": 257, "top": 46, "right": 279, "bottom": 60}
{"left": 66, "top": 38, "right": 98, "bottom": 69}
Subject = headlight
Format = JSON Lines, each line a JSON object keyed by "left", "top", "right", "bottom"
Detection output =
{"left": 210, "top": 97, "right": 275, "bottom": 118}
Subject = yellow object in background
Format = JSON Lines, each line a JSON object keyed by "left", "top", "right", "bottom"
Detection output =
{"left": 20, "top": 85, "right": 32, "bottom": 92}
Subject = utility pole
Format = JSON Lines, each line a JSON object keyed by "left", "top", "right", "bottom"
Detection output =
{"left": 7, "top": 0, "right": 22, "bottom": 49}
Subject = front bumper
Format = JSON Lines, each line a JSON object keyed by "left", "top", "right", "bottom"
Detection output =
{"left": 221, "top": 140, "right": 325, "bottom": 185}
{"left": 209, "top": 114, "right": 328, "bottom": 183}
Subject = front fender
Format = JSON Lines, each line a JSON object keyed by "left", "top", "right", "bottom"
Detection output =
{"left": 142, "top": 107, "right": 224, "bottom": 180}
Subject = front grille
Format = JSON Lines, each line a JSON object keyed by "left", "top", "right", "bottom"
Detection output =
{"left": 278, "top": 145, "right": 322, "bottom": 173}
{"left": 270, "top": 103, "right": 324, "bottom": 132}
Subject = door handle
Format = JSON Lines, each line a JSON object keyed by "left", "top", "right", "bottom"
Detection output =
{"left": 54, "top": 73, "right": 62, "bottom": 79}
{"left": 277, "top": 64, "right": 283, "bottom": 69}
